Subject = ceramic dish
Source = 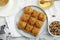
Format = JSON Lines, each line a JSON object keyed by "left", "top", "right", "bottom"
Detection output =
{"left": 0, "top": 0, "right": 9, "bottom": 8}
{"left": 48, "top": 20, "right": 60, "bottom": 37}
{"left": 15, "top": 5, "right": 48, "bottom": 38}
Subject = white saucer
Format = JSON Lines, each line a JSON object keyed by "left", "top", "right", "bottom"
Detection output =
{"left": 0, "top": 0, "right": 21, "bottom": 17}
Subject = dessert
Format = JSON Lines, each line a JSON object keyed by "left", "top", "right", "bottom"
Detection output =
{"left": 17, "top": 6, "right": 46, "bottom": 36}
{"left": 32, "top": 27, "right": 40, "bottom": 36}
{"left": 24, "top": 6, "right": 33, "bottom": 15}
{"left": 17, "top": 21, "right": 26, "bottom": 29}
{"left": 35, "top": 20, "right": 43, "bottom": 28}
{"left": 32, "top": 10, "right": 39, "bottom": 18}
{"left": 28, "top": 17, "right": 37, "bottom": 26}
{"left": 21, "top": 13, "right": 30, "bottom": 22}
{"left": 25, "top": 24, "right": 33, "bottom": 32}
{"left": 38, "top": 13, "right": 46, "bottom": 22}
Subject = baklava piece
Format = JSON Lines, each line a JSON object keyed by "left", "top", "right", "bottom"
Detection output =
{"left": 21, "top": 13, "right": 30, "bottom": 22}
{"left": 17, "top": 21, "right": 26, "bottom": 29}
{"left": 25, "top": 24, "right": 33, "bottom": 33}
{"left": 32, "top": 10, "right": 39, "bottom": 18}
{"left": 28, "top": 17, "right": 37, "bottom": 26}
{"left": 32, "top": 27, "right": 40, "bottom": 36}
{"left": 35, "top": 20, "right": 43, "bottom": 28}
{"left": 24, "top": 6, "right": 33, "bottom": 15}
{"left": 38, "top": 13, "right": 46, "bottom": 22}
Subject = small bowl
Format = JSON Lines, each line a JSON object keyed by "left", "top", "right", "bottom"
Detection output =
{"left": 38, "top": 0, "right": 54, "bottom": 9}
{"left": 0, "top": 0, "right": 9, "bottom": 8}
{"left": 48, "top": 21, "right": 60, "bottom": 37}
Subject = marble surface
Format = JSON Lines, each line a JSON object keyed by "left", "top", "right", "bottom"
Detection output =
{"left": 0, "top": 0, "right": 60, "bottom": 40}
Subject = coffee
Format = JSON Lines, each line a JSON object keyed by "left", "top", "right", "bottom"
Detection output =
{"left": 0, "top": 0, "right": 9, "bottom": 6}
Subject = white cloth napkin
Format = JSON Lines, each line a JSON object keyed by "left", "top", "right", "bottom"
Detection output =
{"left": 5, "top": 0, "right": 60, "bottom": 40}
{"left": 6, "top": 15, "right": 21, "bottom": 37}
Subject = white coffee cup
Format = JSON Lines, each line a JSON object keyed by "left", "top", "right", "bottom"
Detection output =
{"left": 0, "top": 0, "right": 9, "bottom": 8}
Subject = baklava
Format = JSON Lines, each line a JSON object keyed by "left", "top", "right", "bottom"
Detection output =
{"left": 17, "top": 21, "right": 26, "bottom": 29}
{"left": 21, "top": 13, "right": 30, "bottom": 22}
{"left": 17, "top": 6, "right": 46, "bottom": 36}
{"left": 25, "top": 24, "right": 33, "bottom": 32}
{"left": 32, "top": 10, "right": 39, "bottom": 18}
{"left": 35, "top": 20, "right": 43, "bottom": 28}
{"left": 38, "top": 12, "right": 46, "bottom": 22}
{"left": 32, "top": 27, "right": 40, "bottom": 36}
{"left": 24, "top": 6, "right": 33, "bottom": 15}
{"left": 28, "top": 17, "right": 37, "bottom": 26}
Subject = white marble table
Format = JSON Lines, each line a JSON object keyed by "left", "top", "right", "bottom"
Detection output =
{"left": 0, "top": 0, "right": 60, "bottom": 40}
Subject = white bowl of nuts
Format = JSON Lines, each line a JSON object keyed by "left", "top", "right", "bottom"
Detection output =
{"left": 48, "top": 21, "right": 60, "bottom": 37}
